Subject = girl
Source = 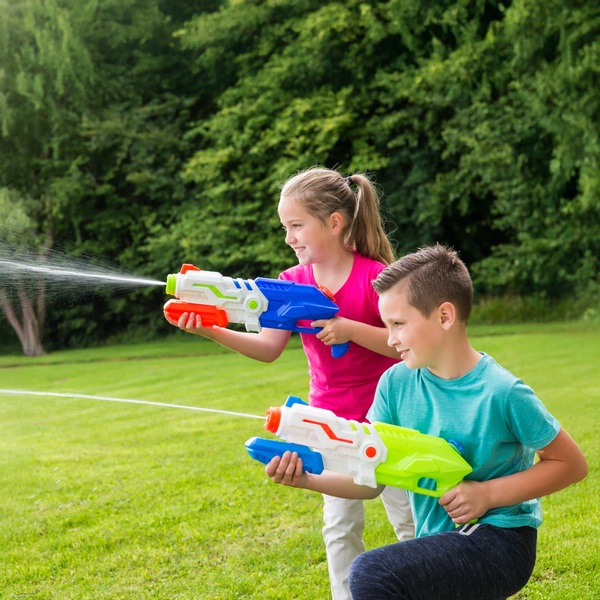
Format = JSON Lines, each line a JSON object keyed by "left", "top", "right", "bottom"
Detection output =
{"left": 165, "top": 167, "right": 414, "bottom": 600}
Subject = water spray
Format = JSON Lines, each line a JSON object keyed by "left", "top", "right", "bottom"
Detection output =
{"left": 0, "top": 389, "right": 264, "bottom": 421}
{"left": 0, "top": 259, "right": 164, "bottom": 288}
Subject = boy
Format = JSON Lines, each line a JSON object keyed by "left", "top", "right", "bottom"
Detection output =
{"left": 265, "top": 244, "right": 587, "bottom": 600}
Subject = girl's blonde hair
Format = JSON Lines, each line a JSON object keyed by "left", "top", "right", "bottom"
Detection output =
{"left": 280, "top": 167, "right": 395, "bottom": 265}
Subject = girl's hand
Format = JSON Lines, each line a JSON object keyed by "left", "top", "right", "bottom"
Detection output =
{"left": 163, "top": 310, "right": 213, "bottom": 337}
{"left": 265, "top": 451, "right": 307, "bottom": 488}
{"left": 439, "top": 480, "right": 489, "bottom": 525}
{"left": 311, "top": 316, "right": 352, "bottom": 346}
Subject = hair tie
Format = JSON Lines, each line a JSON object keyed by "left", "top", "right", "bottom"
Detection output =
{"left": 345, "top": 175, "right": 354, "bottom": 187}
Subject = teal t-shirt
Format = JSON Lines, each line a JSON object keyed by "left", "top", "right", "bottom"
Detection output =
{"left": 368, "top": 353, "right": 560, "bottom": 538}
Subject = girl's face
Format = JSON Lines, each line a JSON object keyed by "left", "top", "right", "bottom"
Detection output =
{"left": 278, "top": 196, "right": 337, "bottom": 265}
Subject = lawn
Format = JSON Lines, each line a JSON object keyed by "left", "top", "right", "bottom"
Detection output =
{"left": 0, "top": 324, "right": 597, "bottom": 599}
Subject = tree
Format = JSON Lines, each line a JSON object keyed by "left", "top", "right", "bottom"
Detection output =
{"left": 0, "top": 0, "right": 98, "bottom": 352}
{"left": 0, "top": 189, "right": 50, "bottom": 356}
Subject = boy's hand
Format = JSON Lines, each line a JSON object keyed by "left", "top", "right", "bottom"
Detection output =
{"left": 439, "top": 480, "right": 489, "bottom": 524}
{"left": 265, "top": 451, "right": 307, "bottom": 488}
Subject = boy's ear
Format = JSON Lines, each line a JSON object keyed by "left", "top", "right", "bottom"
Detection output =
{"left": 438, "top": 301, "right": 456, "bottom": 329}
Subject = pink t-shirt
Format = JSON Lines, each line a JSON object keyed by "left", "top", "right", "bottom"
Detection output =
{"left": 279, "top": 252, "right": 400, "bottom": 421}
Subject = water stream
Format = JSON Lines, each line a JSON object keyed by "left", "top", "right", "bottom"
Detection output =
{"left": 0, "top": 258, "right": 164, "bottom": 288}
{"left": 0, "top": 389, "right": 265, "bottom": 421}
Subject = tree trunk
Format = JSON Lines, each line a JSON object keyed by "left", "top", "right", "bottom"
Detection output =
{"left": 0, "top": 233, "right": 51, "bottom": 357}
{"left": 0, "top": 287, "right": 46, "bottom": 356}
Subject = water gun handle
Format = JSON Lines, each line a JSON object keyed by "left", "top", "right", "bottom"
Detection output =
{"left": 331, "top": 341, "right": 350, "bottom": 358}
{"left": 245, "top": 437, "right": 325, "bottom": 474}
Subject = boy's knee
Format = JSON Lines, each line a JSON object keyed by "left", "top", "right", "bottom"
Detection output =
{"left": 348, "top": 552, "right": 370, "bottom": 596}
{"left": 349, "top": 551, "right": 398, "bottom": 599}
{"left": 349, "top": 550, "right": 370, "bottom": 579}
{"left": 349, "top": 545, "right": 415, "bottom": 599}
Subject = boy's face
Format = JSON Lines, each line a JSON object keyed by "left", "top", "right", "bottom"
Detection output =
{"left": 378, "top": 283, "right": 443, "bottom": 370}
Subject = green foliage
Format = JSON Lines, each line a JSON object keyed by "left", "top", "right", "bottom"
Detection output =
{"left": 1, "top": 0, "right": 598, "bottom": 350}
{"left": 0, "top": 189, "right": 37, "bottom": 248}
{"left": 172, "top": 0, "right": 599, "bottom": 295}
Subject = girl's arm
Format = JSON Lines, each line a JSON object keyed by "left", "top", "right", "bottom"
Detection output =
{"left": 439, "top": 428, "right": 588, "bottom": 524}
{"left": 312, "top": 317, "right": 400, "bottom": 359}
{"left": 265, "top": 450, "right": 385, "bottom": 499}
{"left": 165, "top": 310, "right": 291, "bottom": 363}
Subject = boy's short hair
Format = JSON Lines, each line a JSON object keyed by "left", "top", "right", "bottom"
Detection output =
{"left": 373, "top": 244, "right": 473, "bottom": 322}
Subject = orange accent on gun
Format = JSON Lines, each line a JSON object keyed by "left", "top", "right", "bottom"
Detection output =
{"left": 163, "top": 300, "right": 230, "bottom": 327}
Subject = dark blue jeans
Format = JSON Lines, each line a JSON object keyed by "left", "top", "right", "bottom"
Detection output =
{"left": 349, "top": 523, "right": 537, "bottom": 600}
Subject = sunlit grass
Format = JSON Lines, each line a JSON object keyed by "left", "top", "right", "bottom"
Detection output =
{"left": 0, "top": 325, "right": 597, "bottom": 599}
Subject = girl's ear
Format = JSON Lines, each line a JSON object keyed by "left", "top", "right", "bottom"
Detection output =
{"left": 329, "top": 211, "right": 345, "bottom": 234}
{"left": 438, "top": 301, "right": 456, "bottom": 330}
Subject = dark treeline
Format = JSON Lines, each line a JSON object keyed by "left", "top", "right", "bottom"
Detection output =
{"left": 0, "top": 0, "right": 598, "bottom": 354}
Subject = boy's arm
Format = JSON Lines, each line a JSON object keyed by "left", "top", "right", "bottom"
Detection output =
{"left": 440, "top": 428, "right": 588, "bottom": 525}
{"left": 265, "top": 451, "right": 385, "bottom": 499}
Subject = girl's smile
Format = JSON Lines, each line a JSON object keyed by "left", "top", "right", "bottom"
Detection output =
{"left": 278, "top": 196, "right": 337, "bottom": 266}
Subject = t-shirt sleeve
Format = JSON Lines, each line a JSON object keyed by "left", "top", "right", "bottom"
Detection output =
{"left": 505, "top": 379, "right": 561, "bottom": 451}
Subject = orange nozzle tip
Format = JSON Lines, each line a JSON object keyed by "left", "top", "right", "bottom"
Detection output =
{"left": 264, "top": 407, "right": 282, "bottom": 433}
{"left": 180, "top": 264, "right": 200, "bottom": 274}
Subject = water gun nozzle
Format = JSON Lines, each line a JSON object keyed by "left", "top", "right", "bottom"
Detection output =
{"left": 165, "top": 273, "right": 177, "bottom": 296}
{"left": 264, "top": 407, "right": 281, "bottom": 433}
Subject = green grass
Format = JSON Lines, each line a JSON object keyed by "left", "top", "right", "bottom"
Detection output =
{"left": 0, "top": 325, "right": 598, "bottom": 599}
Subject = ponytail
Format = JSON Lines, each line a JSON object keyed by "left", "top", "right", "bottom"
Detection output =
{"left": 347, "top": 173, "right": 395, "bottom": 265}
